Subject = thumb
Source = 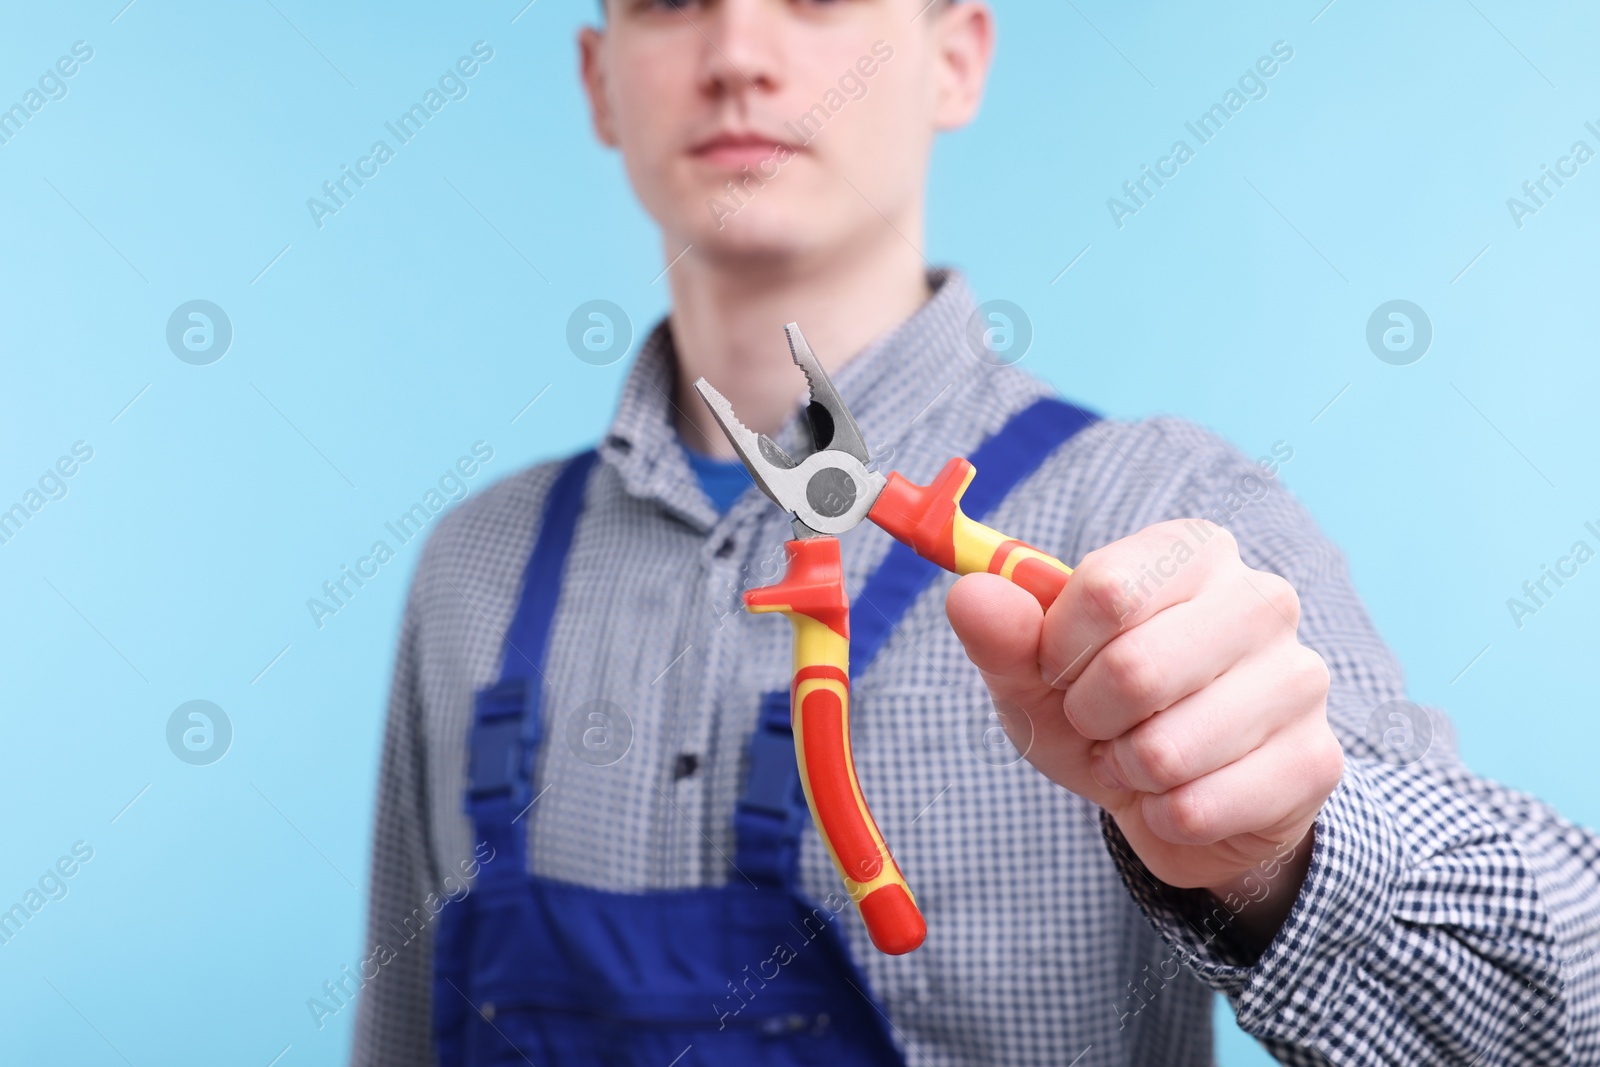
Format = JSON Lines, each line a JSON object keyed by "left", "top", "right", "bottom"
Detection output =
{"left": 945, "top": 572, "right": 1050, "bottom": 701}
{"left": 946, "top": 573, "right": 1113, "bottom": 806}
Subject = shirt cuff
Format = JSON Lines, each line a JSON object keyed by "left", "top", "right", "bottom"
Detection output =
{"left": 1098, "top": 761, "right": 1409, "bottom": 1045}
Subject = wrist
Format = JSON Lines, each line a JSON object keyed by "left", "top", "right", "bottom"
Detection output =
{"left": 1203, "top": 827, "right": 1315, "bottom": 959}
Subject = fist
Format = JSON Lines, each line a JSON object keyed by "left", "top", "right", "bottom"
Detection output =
{"left": 946, "top": 519, "right": 1343, "bottom": 908}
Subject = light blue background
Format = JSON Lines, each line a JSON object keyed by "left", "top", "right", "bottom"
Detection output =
{"left": 2, "top": 1, "right": 1595, "bottom": 1064}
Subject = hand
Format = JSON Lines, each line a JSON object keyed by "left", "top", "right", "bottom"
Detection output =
{"left": 945, "top": 519, "right": 1342, "bottom": 944}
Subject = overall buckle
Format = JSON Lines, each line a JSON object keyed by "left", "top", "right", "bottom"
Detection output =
{"left": 468, "top": 677, "right": 537, "bottom": 804}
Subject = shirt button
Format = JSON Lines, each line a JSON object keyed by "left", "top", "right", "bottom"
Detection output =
{"left": 672, "top": 752, "right": 700, "bottom": 780}
{"left": 715, "top": 536, "right": 736, "bottom": 558}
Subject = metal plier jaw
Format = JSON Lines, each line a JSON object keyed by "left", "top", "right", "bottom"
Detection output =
{"left": 694, "top": 324, "right": 885, "bottom": 540}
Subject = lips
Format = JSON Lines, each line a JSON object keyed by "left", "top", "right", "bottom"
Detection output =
{"left": 689, "top": 131, "right": 798, "bottom": 169}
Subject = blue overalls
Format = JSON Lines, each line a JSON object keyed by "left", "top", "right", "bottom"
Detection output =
{"left": 432, "top": 398, "right": 1098, "bottom": 1066}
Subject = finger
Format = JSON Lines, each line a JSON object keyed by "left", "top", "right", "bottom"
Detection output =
{"left": 1138, "top": 715, "right": 1344, "bottom": 848}
{"left": 1039, "top": 519, "right": 1236, "bottom": 688}
{"left": 947, "top": 574, "right": 1115, "bottom": 804}
{"left": 945, "top": 572, "right": 1050, "bottom": 706}
{"left": 1062, "top": 582, "right": 1292, "bottom": 741}
{"left": 1087, "top": 643, "right": 1326, "bottom": 793}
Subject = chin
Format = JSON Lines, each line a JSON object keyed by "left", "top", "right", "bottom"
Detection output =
{"left": 675, "top": 194, "right": 834, "bottom": 263}
{"left": 692, "top": 227, "right": 813, "bottom": 269}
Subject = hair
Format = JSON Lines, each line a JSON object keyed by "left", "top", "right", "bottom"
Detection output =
{"left": 599, "top": 0, "right": 956, "bottom": 18}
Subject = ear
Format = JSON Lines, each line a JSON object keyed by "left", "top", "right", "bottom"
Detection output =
{"left": 578, "top": 25, "right": 619, "bottom": 148}
{"left": 931, "top": 1, "right": 996, "bottom": 131}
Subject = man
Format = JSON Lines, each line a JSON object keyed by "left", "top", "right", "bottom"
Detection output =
{"left": 351, "top": 1, "right": 1600, "bottom": 1064}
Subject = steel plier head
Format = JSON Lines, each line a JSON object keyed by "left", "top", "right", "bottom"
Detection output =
{"left": 693, "top": 324, "right": 887, "bottom": 541}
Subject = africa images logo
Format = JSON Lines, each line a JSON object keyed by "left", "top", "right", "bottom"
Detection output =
{"left": 1106, "top": 40, "right": 1295, "bottom": 229}
{"left": 305, "top": 42, "right": 495, "bottom": 229}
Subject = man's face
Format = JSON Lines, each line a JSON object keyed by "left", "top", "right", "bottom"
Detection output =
{"left": 581, "top": 0, "right": 980, "bottom": 265}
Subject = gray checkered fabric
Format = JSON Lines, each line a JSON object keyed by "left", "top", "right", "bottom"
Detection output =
{"left": 350, "top": 269, "right": 1600, "bottom": 1066}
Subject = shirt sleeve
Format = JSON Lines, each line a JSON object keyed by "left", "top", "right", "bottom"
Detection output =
{"left": 1092, "top": 421, "right": 1600, "bottom": 1066}
{"left": 349, "top": 562, "right": 440, "bottom": 1067}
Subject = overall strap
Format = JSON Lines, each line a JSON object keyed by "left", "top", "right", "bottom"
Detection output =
{"left": 729, "top": 687, "right": 806, "bottom": 885}
{"left": 465, "top": 449, "right": 599, "bottom": 887}
{"left": 735, "top": 396, "right": 1100, "bottom": 885}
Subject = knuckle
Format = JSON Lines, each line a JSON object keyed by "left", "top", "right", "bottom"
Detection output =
{"left": 1125, "top": 726, "right": 1188, "bottom": 791}
{"left": 1202, "top": 521, "right": 1238, "bottom": 556}
{"left": 1155, "top": 787, "right": 1215, "bottom": 845}
{"left": 1147, "top": 518, "right": 1191, "bottom": 545}
{"left": 1262, "top": 572, "right": 1302, "bottom": 627}
{"left": 1290, "top": 646, "right": 1331, "bottom": 703}
{"left": 1101, "top": 637, "right": 1164, "bottom": 710}
{"left": 1313, "top": 733, "right": 1346, "bottom": 794}
{"left": 1248, "top": 572, "right": 1299, "bottom": 630}
{"left": 1077, "top": 563, "right": 1135, "bottom": 631}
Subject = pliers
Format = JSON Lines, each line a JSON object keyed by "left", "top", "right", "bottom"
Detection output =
{"left": 694, "top": 324, "right": 1076, "bottom": 955}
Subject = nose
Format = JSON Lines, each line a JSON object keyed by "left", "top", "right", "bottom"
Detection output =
{"left": 693, "top": 0, "right": 782, "bottom": 99}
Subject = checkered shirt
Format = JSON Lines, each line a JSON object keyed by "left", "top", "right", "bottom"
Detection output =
{"left": 350, "top": 268, "right": 1600, "bottom": 1066}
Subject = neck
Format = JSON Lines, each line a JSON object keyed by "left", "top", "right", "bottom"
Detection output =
{"left": 665, "top": 223, "right": 932, "bottom": 459}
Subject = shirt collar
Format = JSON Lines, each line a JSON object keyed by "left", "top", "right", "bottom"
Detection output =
{"left": 597, "top": 266, "right": 986, "bottom": 531}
